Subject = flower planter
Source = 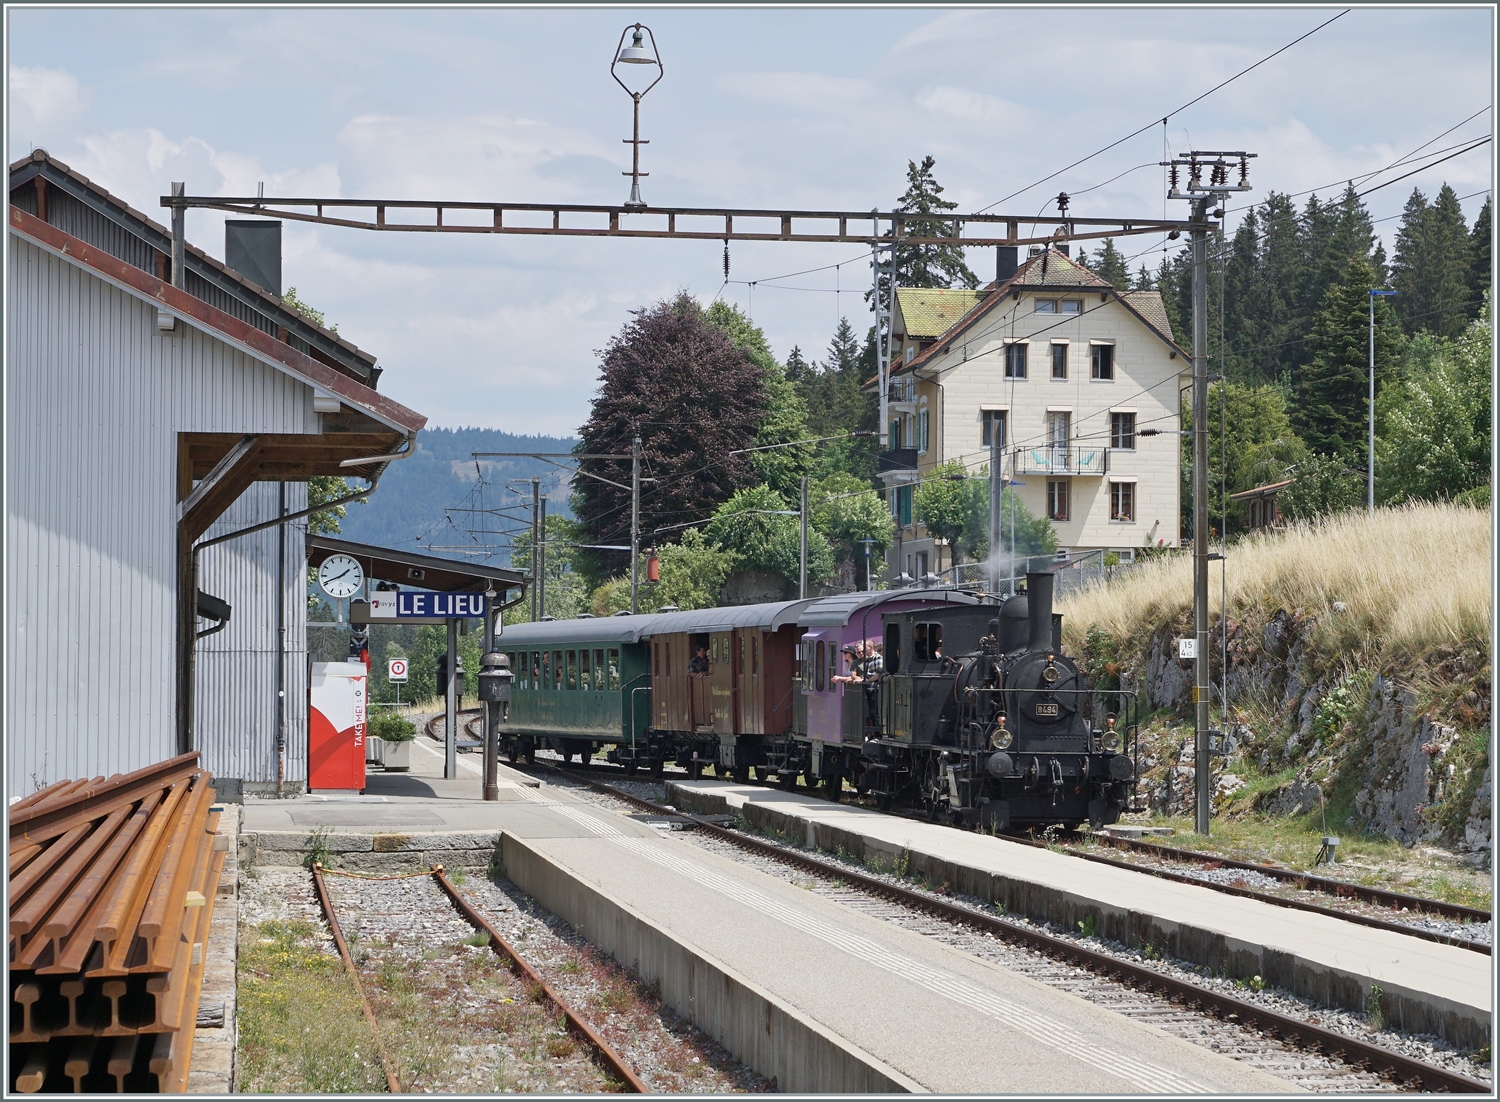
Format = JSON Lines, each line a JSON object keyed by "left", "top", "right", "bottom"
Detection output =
{"left": 381, "top": 739, "right": 411, "bottom": 772}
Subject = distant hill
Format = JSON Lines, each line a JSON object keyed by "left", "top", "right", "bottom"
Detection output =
{"left": 336, "top": 427, "right": 577, "bottom": 563}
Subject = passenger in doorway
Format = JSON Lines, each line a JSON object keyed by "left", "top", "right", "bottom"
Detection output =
{"left": 831, "top": 643, "right": 863, "bottom": 684}
{"left": 688, "top": 645, "right": 711, "bottom": 677}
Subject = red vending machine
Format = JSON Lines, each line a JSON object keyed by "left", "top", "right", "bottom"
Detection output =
{"left": 309, "top": 661, "right": 367, "bottom": 793}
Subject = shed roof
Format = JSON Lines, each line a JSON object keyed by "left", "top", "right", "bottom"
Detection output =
{"left": 10, "top": 207, "right": 424, "bottom": 450}
{"left": 307, "top": 536, "right": 524, "bottom": 593}
{"left": 8, "top": 150, "right": 379, "bottom": 388}
{"left": 1228, "top": 479, "right": 1294, "bottom": 501}
{"left": 895, "top": 288, "right": 987, "bottom": 339}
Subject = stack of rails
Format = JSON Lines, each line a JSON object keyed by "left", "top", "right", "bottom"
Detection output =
{"left": 8, "top": 753, "right": 225, "bottom": 1093}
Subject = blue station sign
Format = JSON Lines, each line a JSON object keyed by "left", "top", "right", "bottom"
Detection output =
{"left": 396, "top": 591, "right": 488, "bottom": 619}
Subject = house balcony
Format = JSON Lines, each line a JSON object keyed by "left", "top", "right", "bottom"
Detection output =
{"left": 886, "top": 381, "right": 916, "bottom": 413}
{"left": 878, "top": 447, "right": 919, "bottom": 483}
{"left": 1014, "top": 446, "right": 1109, "bottom": 476}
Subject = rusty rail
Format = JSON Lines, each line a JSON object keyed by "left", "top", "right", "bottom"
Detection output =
{"left": 309, "top": 863, "right": 404, "bottom": 1093}
{"left": 431, "top": 868, "right": 649, "bottom": 1092}
{"left": 8, "top": 757, "right": 222, "bottom": 1093}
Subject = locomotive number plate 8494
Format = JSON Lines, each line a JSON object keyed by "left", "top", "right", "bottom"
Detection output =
{"left": 1034, "top": 703, "right": 1059, "bottom": 716}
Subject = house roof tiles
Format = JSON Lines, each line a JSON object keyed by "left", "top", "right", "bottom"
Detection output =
{"left": 895, "top": 287, "right": 988, "bottom": 338}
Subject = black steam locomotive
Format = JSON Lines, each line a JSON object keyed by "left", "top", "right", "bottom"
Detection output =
{"left": 849, "top": 572, "right": 1137, "bottom": 831}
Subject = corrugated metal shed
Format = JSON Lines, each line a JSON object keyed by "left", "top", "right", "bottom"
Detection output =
{"left": 6, "top": 232, "right": 320, "bottom": 792}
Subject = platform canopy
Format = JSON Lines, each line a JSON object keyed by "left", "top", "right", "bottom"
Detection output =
{"left": 306, "top": 534, "right": 526, "bottom": 595}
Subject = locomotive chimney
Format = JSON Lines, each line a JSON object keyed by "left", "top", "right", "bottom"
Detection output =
{"left": 1026, "top": 571, "right": 1055, "bottom": 653}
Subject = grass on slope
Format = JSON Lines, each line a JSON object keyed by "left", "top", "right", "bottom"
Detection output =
{"left": 1059, "top": 502, "right": 1491, "bottom": 660}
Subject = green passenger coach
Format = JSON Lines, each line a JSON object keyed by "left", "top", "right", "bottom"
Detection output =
{"left": 494, "top": 615, "right": 656, "bottom": 770}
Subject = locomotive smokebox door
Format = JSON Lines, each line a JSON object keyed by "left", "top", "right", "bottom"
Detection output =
{"left": 478, "top": 652, "right": 513, "bottom": 703}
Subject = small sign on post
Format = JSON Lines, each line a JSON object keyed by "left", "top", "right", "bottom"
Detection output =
{"left": 1178, "top": 637, "right": 1197, "bottom": 660}
{"left": 387, "top": 658, "right": 408, "bottom": 683}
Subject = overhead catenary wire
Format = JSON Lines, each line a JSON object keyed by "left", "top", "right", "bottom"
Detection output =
{"left": 975, "top": 9, "right": 1350, "bottom": 213}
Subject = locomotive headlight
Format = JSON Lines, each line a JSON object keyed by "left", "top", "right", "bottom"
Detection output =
{"left": 1101, "top": 714, "right": 1120, "bottom": 752}
{"left": 990, "top": 726, "right": 1014, "bottom": 750}
{"left": 1041, "top": 660, "right": 1059, "bottom": 684}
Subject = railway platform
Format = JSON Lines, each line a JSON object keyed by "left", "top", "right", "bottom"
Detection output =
{"left": 666, "top": 779, "right": 1491, "bottom": 1050}
{"left": 239, "top": 746, "right": 1296, "bottom": 1093}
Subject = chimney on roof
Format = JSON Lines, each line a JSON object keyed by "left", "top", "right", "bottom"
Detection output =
{"left": 225, "top": 220, "right": 282, "bottom": 297}
{"left": 996, "top": 246, "right": 1018, "bottom": 284}
{"left": 1057, "top": 243, "right": 1069, "bottom": 258}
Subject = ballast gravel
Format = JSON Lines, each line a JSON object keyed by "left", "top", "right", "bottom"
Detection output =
{"left": 238, "top": 862, "right": 770, "bottom": 1092}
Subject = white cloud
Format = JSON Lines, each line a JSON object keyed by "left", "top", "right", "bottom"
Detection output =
{"left": 8, "top": 64, "right": 89, "bottom": 141}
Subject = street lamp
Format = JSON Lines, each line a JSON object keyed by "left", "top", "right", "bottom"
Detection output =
{"left": 1369, "top": 289, "right": 1397, "bottom": 514}
{"left": 611, "top": 24, "right": 663, "bottom": 210}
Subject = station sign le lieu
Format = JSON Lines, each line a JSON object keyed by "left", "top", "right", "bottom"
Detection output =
{"left": 367, "top": 590, "right": 489, "bottom": 620}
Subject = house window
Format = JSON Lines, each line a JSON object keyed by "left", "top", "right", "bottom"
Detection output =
{"left": 1051, "top": 344, "right": 1068, "bottom": 379}
{"left": 1091, "top": 344, "right": 1114, "bottom": 380}
{"left": 1047, "top": 479, "right": 1070, "bottom": 521}
{"left": 1035, "top": 299, "right": 1057, "bottom": 314}
{"left": 1004, "top": 343, "right": 1027, "bottom": 379}
{"left": 889, "top": 418, "right": 901, "bottom": 447}
{"left": 1060, "top": 300, "right": 1082, "bottom": 314}
{"left": 905, "top": 344, "right": 915, "bottom": 363}
{"left": 918, "top": 410, "right": 929, "bottom": 453}
{"left": 898, "top": 485, "right": 913, "bottom": 527}
{"left": 1110, "top": 481, "right": 1135, "bottom": 522}
{"left": 915, "top": 551, "right": 929, "bottom": 578}
{"left": 1110, "top": 411, "right": 1136, "bottom": 450}
{"left": 981, "top": 410, "right": 1007, "bottom": 448}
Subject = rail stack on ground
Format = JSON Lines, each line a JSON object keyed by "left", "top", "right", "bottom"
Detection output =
{"left": 8, "top": 753, "right": 224, "bottom": 1093}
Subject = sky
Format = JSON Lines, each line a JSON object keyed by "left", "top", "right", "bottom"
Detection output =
{"left": 7, "top": 6, "right": 1494, "bottom": 437}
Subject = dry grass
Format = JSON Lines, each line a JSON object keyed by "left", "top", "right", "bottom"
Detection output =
{"left": 1060, "top": 503, "right": 1491, "bottom": 658}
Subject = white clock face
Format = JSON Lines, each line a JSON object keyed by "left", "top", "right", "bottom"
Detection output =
{"left": 318, "top": 554, "right": 365, "bottom": 599}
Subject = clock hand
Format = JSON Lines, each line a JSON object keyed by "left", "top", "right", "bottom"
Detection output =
{"left": 325, "top": 568, "right": 352, "bottom": 583}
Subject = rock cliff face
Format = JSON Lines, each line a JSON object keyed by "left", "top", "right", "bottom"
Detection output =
{"left": 1094, "top": 605, "right": 1490, "bottom": 863}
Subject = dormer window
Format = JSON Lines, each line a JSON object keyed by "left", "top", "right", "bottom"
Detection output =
{"left": 1036, "top": 299, "right": 1082, "bottom": 314}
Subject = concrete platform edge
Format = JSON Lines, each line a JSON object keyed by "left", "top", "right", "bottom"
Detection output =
{"left": 498, "top": 832, "right": 923, "bottom": 1094}
{"left": 668, "top": 783, "right": 1488, "bottom": 1050}
{"left": 239, "top": 829, "right": 501, "bottom": 870}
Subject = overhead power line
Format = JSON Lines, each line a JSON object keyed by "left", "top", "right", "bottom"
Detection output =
{"left": 976, "top": 9, "right": 1350, "bottom": 212}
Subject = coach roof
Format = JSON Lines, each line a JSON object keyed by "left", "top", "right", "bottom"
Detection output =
{"left": 497, "top": 599, "right": 817, "bottom": 648}
{"left": 798, "top": 588, "right": 983, "bottom": 627}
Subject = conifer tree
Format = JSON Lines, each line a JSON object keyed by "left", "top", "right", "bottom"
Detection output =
{"left": 1089, "top": 238, "right": 1130, "bottom": 289}
{"left": 1392, "top": 185, "right": 1472, "bottom": 339}
{"left": 1469, "top": 196, "right": 1492, "bottom": 309}
{"left": 873, "top": 156, "right": 978, "bottom": 305}
{"left": 1292, "top": 255, "right": 1401, "bottom": 461}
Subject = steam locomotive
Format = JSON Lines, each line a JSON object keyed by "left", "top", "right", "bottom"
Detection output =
{"left": 493, "top": 571, "right": 1137, "bottom": 832}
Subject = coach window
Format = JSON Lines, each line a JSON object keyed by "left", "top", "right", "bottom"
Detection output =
{"left": 828, "top": 644, "right": 839, "bottom": 689}
{"left": 594, "top": 650, "right": 606, "bottom": 690}
{"left": 553, "top": 651, "right": 564, "bottom": 691}
{"left": 815, "top": 641, "right": 826, "bottom": 692}
{"left": 607, "top": 649, "right": 620, "bottom": 690}
{"left": 566, "top": 650, "right": 578, "bottom": 690}
{"left": 652, "top": 641, "right": 660, "bottom": 677}
{"left": 884, "top": 624, "right": 901, "bottom": 674}
{"left": 711, "top": 637, "right": 720, "bottom": 664}
{"left": 752, "top": 635, "right": 760, "bottom": 676}
{"left": 532, "top": 652, "right": 542, "bottom": 691}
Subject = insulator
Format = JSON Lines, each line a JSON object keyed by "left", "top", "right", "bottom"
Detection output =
{"left": 1056, "top": 191, "right": 1070, "bottom": 215}
{"left": 1238, "top": 156, "right": 1249, "bottom": 186}
{"left": 1169, "top": 164, "right": 1180, "bottom": 190}
{"left": 723, "top": 242, "right": 730, "bottom": 281}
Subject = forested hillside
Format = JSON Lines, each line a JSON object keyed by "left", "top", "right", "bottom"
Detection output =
{"left": 336, "top": 427, "right": 578, "bottom": 554}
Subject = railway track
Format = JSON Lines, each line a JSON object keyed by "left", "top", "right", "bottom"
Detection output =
{"left": 308, "top": 862, "right": 647, "bottom": 1093}
{"left": 530, "top": 763, "right": 1491, "bottom": 1094}
{"left": 498, "top": 747, "right": 1488, "bottom": 952}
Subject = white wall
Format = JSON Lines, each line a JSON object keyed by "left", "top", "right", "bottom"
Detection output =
{"left": 7, "top": 232, "right": 317, "bottom": 794}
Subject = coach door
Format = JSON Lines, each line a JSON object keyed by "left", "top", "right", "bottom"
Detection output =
{"left": 735, "top": 629, "right": 766, "bottom": 735}
{"left": 709, "top": 632, "right": 737, "bottom": 734}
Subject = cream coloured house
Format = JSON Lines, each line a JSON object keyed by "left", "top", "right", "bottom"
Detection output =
{"left": 878, "top": 247, "right": 1186, "bottom": 580}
